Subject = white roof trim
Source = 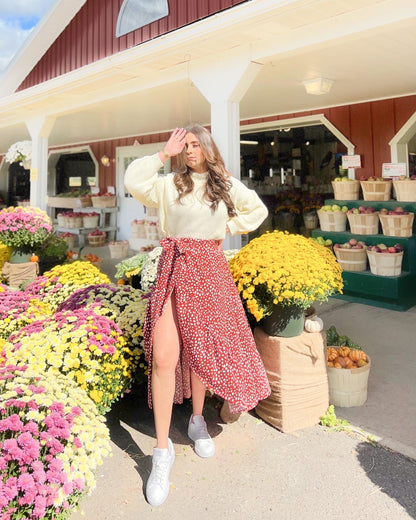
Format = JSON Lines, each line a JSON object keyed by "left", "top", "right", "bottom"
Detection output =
{"left": 0, "top": 0, "right": 87, "bottom": 97}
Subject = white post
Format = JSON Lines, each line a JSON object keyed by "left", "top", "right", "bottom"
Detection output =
{"left": 191, "top": 56, "right": 262, "bottom": 249}
{"left": 25, "top": 116, "right": 55, "bottom": 210}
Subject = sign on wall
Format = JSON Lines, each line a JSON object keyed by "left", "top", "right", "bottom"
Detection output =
{"left": 342, "top": 155, "right": 361, "bottom": 169}
{"left": 382, "top": 163, "right": 407, "bottom": 178}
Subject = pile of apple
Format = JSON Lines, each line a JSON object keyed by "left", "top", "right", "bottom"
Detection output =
{"left": 364, "top": 176, "right": 391, "bottom": 182}
{"left": 320, "top": 204, "right": 348, "bottom": 213}
{"left": 395, "top": 175, "right": 416, "bottom": 181}
{"left": 333, "top": 238, "right": 366, "bottom": 250}
{"left": 347, "top": 205, "right": 376, "bottom": 215}
{"left": 367, "top": 243, "right": 404, "bottom": 254}
{"left": 333, "top": 177, "right": 357, "bottom": 183}
{"left": 88, "top": 229, "right": 106, "bottom": 237}
{"left": 312, "top": 236, "right": 333, "bottom": 247}
{"left": 379, "top": 206, "right": 411, "bottom": 216}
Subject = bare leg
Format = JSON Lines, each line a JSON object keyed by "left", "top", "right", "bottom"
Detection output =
{"left": 190, "top": 371, "right": 207, "bottom": 416}
{"left": 152, "top": 294, "right": 180, "bottom": 450}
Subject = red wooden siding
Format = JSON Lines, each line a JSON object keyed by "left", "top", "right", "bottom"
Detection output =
{"left": 242, "top": 95, "right": 416, "bottom": 180}
{"left": 18, "top": 0, "right": 247, "bottom": 91}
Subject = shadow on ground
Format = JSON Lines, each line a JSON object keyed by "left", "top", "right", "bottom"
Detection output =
{"left": 356, "top": 441, "right": 416, "bottom": 519}
{"left": 105, "top": 388, "right": 224, "bottom": 494}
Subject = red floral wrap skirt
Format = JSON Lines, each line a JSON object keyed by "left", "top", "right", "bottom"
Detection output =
{"left": 144, "top": 237, "right": 271, "bottom": 414}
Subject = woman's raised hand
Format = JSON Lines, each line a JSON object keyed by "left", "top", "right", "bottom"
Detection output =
{"left": 163, "top": 128, "right": 187, "bottom": 158}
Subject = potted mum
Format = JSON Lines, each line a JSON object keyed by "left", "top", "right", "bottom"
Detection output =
{"left": 5, "top": 140, "right": 32, "bottom": 169}
{"left": 229, "top": 231, "right": 343, "bottom": 337}
{"left": 0, "top": 206, "right": 53, "bottom": 262}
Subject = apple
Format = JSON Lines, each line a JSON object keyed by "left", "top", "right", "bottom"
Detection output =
{"left": 332, "top": 204, "right": 341, "bottom": 212}
{"left": 379, "top": 208, "right": 388, "bottom": 215}
{"left": 353, "top": 208, "right": 359, "bottom": 214}
{"left": 358, "top": 206, "right": 366, "bottom": 212}
{"left": 325, "top": 239, "right": 333, "bottom": 246}
{"left": 349, "top": 238, "right": 358, "bottom": 246}
{"left": 388, "top": 247, "right": 397, "bottom": 253}
{"left": 394, "top": 207, "right": 404, "bottom": 213}
{"left": 341, "top": 206, "right": 348, "bottom": 212}
{"left": 334, "top": 243, "right": 340, "bottom": 248}
{"left": 394, "top": 243, "right": 404, "bottom": 251}
{"left": 378, "top": 244, "right": 387, "bottom": 250}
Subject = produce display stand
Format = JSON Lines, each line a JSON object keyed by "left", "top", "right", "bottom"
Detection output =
{"left": 49, "top": 204, "right": 118, "bottom": 247}
{"left": 312, "top": 199, "right": 416, "bottom": 311}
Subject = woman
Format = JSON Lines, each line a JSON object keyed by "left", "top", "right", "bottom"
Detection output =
{"left": 124, "top": 124, "right": 271, "bottom": 507}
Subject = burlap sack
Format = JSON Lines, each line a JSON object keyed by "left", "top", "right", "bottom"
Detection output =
{"left": 254, "top": 327, "right": 329, "bottom": 433}
{"left": 1, "top": 261, "right": 38, "bottom": 288}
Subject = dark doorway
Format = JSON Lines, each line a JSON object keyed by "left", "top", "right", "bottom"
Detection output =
{"left": 7, "top": 162, "right": 30, "bottom": 206}
{"left": 56, "top": 152, "right": 95, "bottom": 194}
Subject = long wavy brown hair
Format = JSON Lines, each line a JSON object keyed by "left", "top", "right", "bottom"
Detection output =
{"left": 173, "top": 123, "right": 237, "bottom": 217}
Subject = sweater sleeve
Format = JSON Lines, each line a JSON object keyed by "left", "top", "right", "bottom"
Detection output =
{"left": 227, "top": 178, "right": 268, "bottom": 235}
{"left": 124, "top": 153, "right": 165, "bottom": 208}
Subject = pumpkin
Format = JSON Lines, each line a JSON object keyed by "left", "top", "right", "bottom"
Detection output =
{"left": 333, "top": 362, "right": 342, "bottom": 369}
{"left": 337, "top": 346, "right": 350, "bottom": 357}
{"left": 117, "top": 279, "right": 126, "bottom": 285}
{"left": 327, "top": 347, "right": 338, "bottom": 361}
{"left": 30, "top": 254, "right": 39, "bottom": 262}
{"left": 343, "top": 357, "right": 355, "bottom": 369}
{"left": 357, "top": 359, "right": 368, "bottom": 367}
{"left": 334, "top": 356, "right": 347, "bottom": 368}
{"left": 327, "top": 361, "right": 334, "bottom": 367}
{"left": 304, "top": 316, "right": 323, "bottom": 333}
{"left": 349, "top": 349, "right": 367, "bottom": 362}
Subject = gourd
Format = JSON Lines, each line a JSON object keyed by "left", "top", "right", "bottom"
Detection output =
{"left": 357, "top": 359, "right": 368, "bottom": 368}
{"left": 337, "top": 346, "right": 350, "bottom": 357}
{"left": 304, "top": 316, "right": 323, "bottom": 333}
{"left": 327, "top": 347, "right": 338, "bottom": 361}
{"left": 349, "top": 349, "right": 367, "bottom": 362}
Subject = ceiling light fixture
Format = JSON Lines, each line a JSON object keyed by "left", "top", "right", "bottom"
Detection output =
{"left": 240, "top": 140, "right": 258, "bottom": 145}
{"left": 302, "top": 77, "right": 334, "bottom": 95}
{"left": 101, "top": 155, "right": 111, "bottom": 167}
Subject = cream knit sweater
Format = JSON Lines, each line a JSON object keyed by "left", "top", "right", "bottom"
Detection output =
{"left": 124, "top": 153, "right": 268, "bottom": 240}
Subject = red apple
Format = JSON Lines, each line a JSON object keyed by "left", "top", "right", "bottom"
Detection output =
{"left": 388, "top": 247, "right": 397, "bottom": 253}
{"left": 349, "top": 238, "right": 358, "bottom": 246}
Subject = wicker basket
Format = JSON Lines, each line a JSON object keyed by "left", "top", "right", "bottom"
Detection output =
{"left": 317, "top": 209, "right": 347, "bottom": 232}
{"left": 91, "top": 196, "right": 116, "bottom": 208}
{"left": 57, "top": 213, "right": 67, "bottom": 227}
{"left": 60, "top": 234, "right": 76, "bottom": 250}
{"left": 303, "top": 213, "right": 318, "bottom": 230}
{"left": 393, "top": 180, "right": 416, "bottom": 202}
{"left": 360, "top": 180, "right": 392, "bottom": 201}
{"left": 327, "top": 351, "right": 371, "bottom": 407}
{"left": 379, "top": 212, "right": 414, "bottom": 237}
{"left": 82, "top": 215, "right": 99, "bottom": 228}
{"left": 334, "top": 247, "right": 367, "bottom": 272}
{"left": 367, "top": 250, "right": 403, "bottom": 276}
{"left": 331, "top": 180, "right": 360, "bottom": 200}
{"left": 66, "top": 216, "right": 83, "bottom": 229}
{"left": 347, "top": 212, "right": 379, "bottom": 235}
{"left": 145, "top": 221, "right": 159, "bottom": 240}
{"left": 108, "top": 241, "right": 129, "bottom": 259}
{"left": 145, "top": 206, "right": 159, "bottom": 217}
{"left": 131, "top": 220, "right": 146, "bottom": 238}
{"left": 88, "top": 233, "right": 106, "bottom": 247}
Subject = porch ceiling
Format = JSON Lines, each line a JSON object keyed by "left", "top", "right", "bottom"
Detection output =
{"left": 0, "top": 0, "right": 416, "bottom": 151}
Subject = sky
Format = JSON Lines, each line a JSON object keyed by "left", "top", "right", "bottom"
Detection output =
{"left": 0, "top": 0, "right": 55, "bottom": 73}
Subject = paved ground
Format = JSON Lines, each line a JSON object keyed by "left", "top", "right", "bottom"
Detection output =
{"left": 70, "top": 246, "right": 416, "bottom": 520}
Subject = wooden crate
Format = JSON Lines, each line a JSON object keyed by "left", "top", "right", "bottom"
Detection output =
{"left": 48, "top": 196, "right": 91, "bottom": 208}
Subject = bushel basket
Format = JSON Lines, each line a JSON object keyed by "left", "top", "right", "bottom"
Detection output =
{"left": 88, "top": 233, "right": 106, "bottom": 247}
{"left": 393, "top": 180, "right": 416, "bottom": 202}
{"left": 379, "top": 213, "right": 414, "bottom": 237}
{"left": 331, "top": 180, "right": 360, "bottom": 200}
{"left": 347, "top": 212, "right": 379, "bottom": 235}
{"left": 91, "top": 196, "right": 116, "bottom": 208}
{"left": 367, "top": 250, "right": 403, "bottom": 276}
{"left": 334, "top": 247, "right": 367, "bottom": 272}
{"left": 360, "top": 180, "right": 392, "bottom": 201}
{"left": 317, "top": 209, "right": 347, "bottom": 232}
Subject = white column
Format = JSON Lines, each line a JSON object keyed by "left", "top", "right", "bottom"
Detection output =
{"left": 191, "top": 55, "right": 262, "bottom": 249}
{"left": 25, "top": 116, "right": 55, "bottom": 210}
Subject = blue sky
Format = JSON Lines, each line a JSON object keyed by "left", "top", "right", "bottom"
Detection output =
{"left": 0, "top": 0, "right": 55, "bottom": 73}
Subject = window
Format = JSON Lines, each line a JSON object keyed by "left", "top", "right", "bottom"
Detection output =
{"left": 116, "top": 0, "right": 169, "bottom": 37}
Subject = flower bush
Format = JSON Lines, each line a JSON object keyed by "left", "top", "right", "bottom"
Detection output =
{"left": 24, "top": 262, "right": 111, "bottom": 311}
{"left": 140, "top": 247, "right": 162, "bottom": 292}
{"left": 115, "top": 253, "right": 148, "bottom": 279}
{"left": 0, "top": 289, "right": 52, "bottom": 340}
{"left": 0, "top": 365, "right": 110, "bottom": 520}
{"left": 57, "top": 284, "right": 148, "bottom": 350}
{"left": 5, "top": 141, "right": 32, "bottom": 166}
{"left": 0, "top": 207, "right": 53, "bottom": 253}
{"left": 229, "top": 231, "right": 343, "bottom": 321}
{"left": 4, "top": 306, "right": 135, "bottom": 414}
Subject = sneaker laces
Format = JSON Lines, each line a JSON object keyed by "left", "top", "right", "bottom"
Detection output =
{"left": 151, "top": 457, "right": 171, "bottom": 485}
{"left": 191, "top": 416, "right": 210, "bottom": 439}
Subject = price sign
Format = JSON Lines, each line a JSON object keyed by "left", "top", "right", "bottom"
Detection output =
{"left": 342, "top": 155, "right": 361, "bottom": 169}
{"left": 382, "top": 163, "right": 407, "bottom": 178}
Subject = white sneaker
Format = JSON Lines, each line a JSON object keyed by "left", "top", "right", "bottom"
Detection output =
{"left": 188, "top": 415, "right": 215, "bottom": 458}
{"left": 146, "top": 438, "right": 175, "bottom": 507}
